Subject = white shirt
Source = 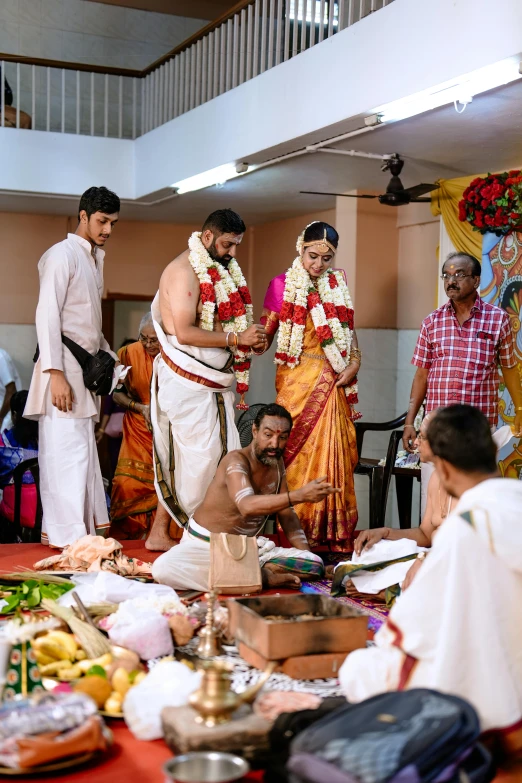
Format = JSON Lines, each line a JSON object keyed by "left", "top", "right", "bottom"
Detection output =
{"left": 25, "top": 233, "right": 116, "bottom": 420}
{"left": 0, "top": 348, "right": 22, "bottom": 431}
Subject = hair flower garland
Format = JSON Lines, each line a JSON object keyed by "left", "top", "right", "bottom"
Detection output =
{"left": 188, "top": 232, "right": 253, "bottom": 409}
{"left": 275, "top": 256, "right": 358, "bottom": 407}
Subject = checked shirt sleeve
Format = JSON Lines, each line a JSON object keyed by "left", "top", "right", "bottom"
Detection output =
{"left": 412, "top": 319, "right": 433, "bottom": 369}
{"left": 498, "top": 312, "right": 517, "bottom": 368}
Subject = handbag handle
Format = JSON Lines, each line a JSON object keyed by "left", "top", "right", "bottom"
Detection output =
{"left": 221, "top": 533, "right": 248, "bottom": 560}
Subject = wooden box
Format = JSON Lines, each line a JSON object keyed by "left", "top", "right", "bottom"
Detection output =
{"left": 238, "top": 642, "right": 349, "bottom": 680}
{"left": 228, "top": 594, "right": 367, "bottom": 661}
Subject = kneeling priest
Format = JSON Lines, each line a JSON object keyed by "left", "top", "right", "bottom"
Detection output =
{"left": 152, "top": 404, "right": 332, "bottom": 591}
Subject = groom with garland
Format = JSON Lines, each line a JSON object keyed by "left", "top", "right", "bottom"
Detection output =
{"left": 147, "top": 209, "right": 267, "bottom": 551}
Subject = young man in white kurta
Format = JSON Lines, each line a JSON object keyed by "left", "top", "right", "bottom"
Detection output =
{"left": 25, "top": 187, "right": 120, "bottom": 548}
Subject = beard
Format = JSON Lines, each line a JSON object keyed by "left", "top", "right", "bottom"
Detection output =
{"left": 208, "top": 238, "right": 232, "bottom": 266}
{"left": 254, "top": 444, "right": 285, "bottom": 466}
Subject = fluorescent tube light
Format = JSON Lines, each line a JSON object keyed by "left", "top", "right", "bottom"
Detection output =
{"left": 370, "top": 59, "right": 521, "bottom": 124}
{"left": 172, "top": 163, "right": 239, "bottom": 195}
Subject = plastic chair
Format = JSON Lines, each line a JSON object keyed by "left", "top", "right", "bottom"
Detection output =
{"left": 354, "top": 413, "right": 407, "bottom": 529}
{"left": 380, "top": 429, "right": 421, "bottom": 529}
{"left": 12, "top": 458, "right": 42, "bottom": 543}
{"left": 237, "top": 404, "right": 269, "bottom": 447}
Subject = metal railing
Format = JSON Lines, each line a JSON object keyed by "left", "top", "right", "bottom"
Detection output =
{"left": 0, "top": 0, "right": 393, "bottom": 139}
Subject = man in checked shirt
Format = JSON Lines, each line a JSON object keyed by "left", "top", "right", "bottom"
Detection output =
{"left": 403, "top": 252, "right": 522, "bottom": 509}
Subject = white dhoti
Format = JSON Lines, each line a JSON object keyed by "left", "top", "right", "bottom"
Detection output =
{"left": 151, "top": 295, "right": 240, "bottom": 527}
{"left": 39, "top": 405, "right": 109, "bottom": 548}
{"left": 339, "top": 478, "right": 522, "bottom": 734}
{"left": 152, "top": 519, "right": 324, "bottom": 591}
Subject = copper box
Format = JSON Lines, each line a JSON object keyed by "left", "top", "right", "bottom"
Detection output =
{"left": 228, "top": 594, "right": 367, "bottom": 661}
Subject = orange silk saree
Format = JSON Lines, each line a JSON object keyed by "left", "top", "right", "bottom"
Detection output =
{"left": 263, "top": 280, "right": 358, "bottom": 552}
{"left": 110, "top": 342, "right": 157, "bottom": 539}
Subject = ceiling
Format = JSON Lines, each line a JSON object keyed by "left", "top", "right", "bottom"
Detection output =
{"left": 85, "top": 0, "right": 237, "bottom": 21}
{"left": 2, "top": 80, "right": 522, "bottom": 225}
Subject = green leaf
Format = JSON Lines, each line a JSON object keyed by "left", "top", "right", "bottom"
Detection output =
{"left": 1, "top": 595, "right": 21, "bottom": 614}
{"left": 26, "top": 587, "right": 41, "bottom": 607}
{"left": 86, "top": 665, "right": 107, "bottom": 678}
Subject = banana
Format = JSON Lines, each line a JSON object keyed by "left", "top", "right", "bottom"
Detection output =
{"left": 75, "top": 649, "right": 86, "bottom": 661}
{"left": 58, "top": 664, "right": 83, "bottom": 681}
{"left": 77, "top": 653, "right": 112, "bottom": 674}
{"left": 39, "top": 660, "right": 73, "bottom": 676}
{"left": 35, "top": 640, "right": 72, "bottom": 661}
{"left": 33, "top": 650, "right": 56, "bottom": 667}
{"left": 45, "top": 631, "right": 77, "bottom": 660}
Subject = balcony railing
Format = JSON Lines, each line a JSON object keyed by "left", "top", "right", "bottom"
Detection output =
{"left": 0, "top": 0, "right": 393, "bottom": 139}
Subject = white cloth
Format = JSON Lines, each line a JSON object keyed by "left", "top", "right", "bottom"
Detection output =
{"left": 340, "top": 478, "right": 522, "bottom": 733}
{"left": 0, "top": 349, "right": 22, "bottom": 433}
{"left": 152, "top": 518, "right": 324, "bottom": 591}
{"left": 39, "top": 405, "right": 109, "bottom": 548}
{"left": 57, "top": 572, "right": 179, "bottom": 607}
{"left": 25, "top": 233, "right": 117, "bottom": 421}
{"left": 339, "top": 538, "right": 423, "bottom": 594}
{"left": 150, "top": 293, "right": 240, "bottom": 526}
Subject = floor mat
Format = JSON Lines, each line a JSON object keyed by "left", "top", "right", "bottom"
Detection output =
{"left": 302, "top": 579, "right": 389, "bottom": 634}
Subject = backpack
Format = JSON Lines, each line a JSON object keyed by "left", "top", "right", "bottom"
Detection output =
{"left": 287, "top": 689, "right": 495, "bottom": 783}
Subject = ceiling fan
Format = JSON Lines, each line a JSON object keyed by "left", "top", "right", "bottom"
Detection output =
{"left": 300, "top": 153, "right": 438, "bottom": 207}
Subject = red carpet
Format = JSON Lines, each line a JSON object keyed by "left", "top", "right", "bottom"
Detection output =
{"left": 0, "top": 542, "right": 517, "bottom": 782}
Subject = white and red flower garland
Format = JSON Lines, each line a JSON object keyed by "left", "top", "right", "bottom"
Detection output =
{"left": 188, "top": 231, "right": 253, "bottom": 409}
{"left": 275, "top": 256, "right": 358, "bottom": 404}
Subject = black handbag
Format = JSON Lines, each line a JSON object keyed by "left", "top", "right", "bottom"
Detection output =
{"left": 33, "top": 335, "right": 115, "bottom": 397}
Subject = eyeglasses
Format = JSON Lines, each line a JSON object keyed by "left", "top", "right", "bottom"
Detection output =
{"left": 440, "top": 272, "right": 474, "bottom": 281}
{"left": 139, "top": 334, "right": 159, "bottom": 345}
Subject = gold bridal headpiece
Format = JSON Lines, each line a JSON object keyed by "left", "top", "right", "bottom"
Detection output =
{"left": 296, "top": 223, "right": 336, "bottom": 256}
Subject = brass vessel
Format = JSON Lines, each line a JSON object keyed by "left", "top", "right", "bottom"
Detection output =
{"left": 189, "top": 659, "right": 276, "bottom": 727}
{"left": 196, "top": 591, "right": 223, "bottom": 659}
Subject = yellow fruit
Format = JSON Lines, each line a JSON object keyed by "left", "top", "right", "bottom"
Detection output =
{"left": 132, "top": 671, "right": 147, "bottom": 686}
{"left": 111, "top": 668, "right": 130, "bottom": 697}
{"left": 39, "top": 660, "right": 73, "bottom": 676}
{"left": 77, "top": 653, "right": 113, "bottom": 674}
{"left": 45, "top": 631, "right": 77, "bottom": 660}
{"left": 33, "top": 651, "right": 55, "bottom": 667}
{"left": 75, "top": 649, "right": 86, "bottom": 661}
{"left": 104, "top": 695, "right": 123, "bottom": 715}
{"left": 59, "top": 664, "right": 83, "bottom": 681}
{"left": 35, "top": 640, "right": 71, "bottom": 661}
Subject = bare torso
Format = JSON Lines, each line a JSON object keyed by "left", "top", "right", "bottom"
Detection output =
{"left": 422, "top": 470, "right": 457, "bottom": 541}
{"left": 159, "top": 250, "right": 223, "bottom": 335}
{"left": 194, "top": 449, "right": 282, "bottom": 535}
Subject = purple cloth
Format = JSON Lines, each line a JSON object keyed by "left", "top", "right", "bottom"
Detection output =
{"left": 263, "top": 274, "right": 286, "bottom": 314}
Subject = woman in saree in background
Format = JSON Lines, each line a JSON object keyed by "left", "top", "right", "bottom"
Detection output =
{"left": 110, "top": 313, "right": 164, "bottom": 542}
{"left": 261, "top": 222, "right": 360, "bottom": 552}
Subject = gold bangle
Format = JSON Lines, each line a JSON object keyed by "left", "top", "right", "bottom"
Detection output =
{"left": 129, "top": 400, "right": 136, "bottom": 411}
{"left": 516, "top": 406, "right": 522, "bottom": 411}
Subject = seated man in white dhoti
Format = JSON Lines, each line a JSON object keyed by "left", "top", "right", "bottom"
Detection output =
{"left": 147, "top": 209, "right": 267, "bottom": 552}
{"left": 24, "top": 187, "right": 120, "bottom": 548}
{"left": 340, "top": 405, "right": 522, "bottom": 741}
{"left": 152, "top": 404, "right": 333, "bottom": 590}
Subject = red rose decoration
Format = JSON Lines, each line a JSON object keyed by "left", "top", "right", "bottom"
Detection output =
{"left": 218, "top": 301, "right": 233, "bottom": 321}
{"left": 347, "top": 309, "right": 354, "bottom": 330}
{"left": 293, "top": 305, "right": 308, "bottom": 326}
{"left": 200, "top": 283, "right": 216, "bottom": 303}
{"left": 307, "top": 291, "right": 321, "bottom": 309}
{"left": 323, "top": 302, "right": 337, "bottom": 320}
{"left": 328, "top": 273, "right": 338, "bottom": 289}
{"left": 208, "top": 267, "right": 221, "bottom": 284}
{"left": 236, "top": 383, "right": 248, "bottom": 394}
{"left": 275, "top": 351, "right": 288, "bottom": 362}
{"left": 238, "top": 286, "right": 252, "bottom": 305}
{"left": 280, "top": 301, "right": 294, "bottom": 322}
{"left": 336, "top": 305, "right": 349, "bottom": 324}
{"left": 229, "top": 292, "right": 246, "bottom": 317}
{"left": 316, "top": 324, "right": 333, "bottom": 343}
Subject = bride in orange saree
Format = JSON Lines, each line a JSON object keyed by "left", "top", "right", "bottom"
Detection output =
{"left": 261, "top": 222, "right": 359, "bottom": 552}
